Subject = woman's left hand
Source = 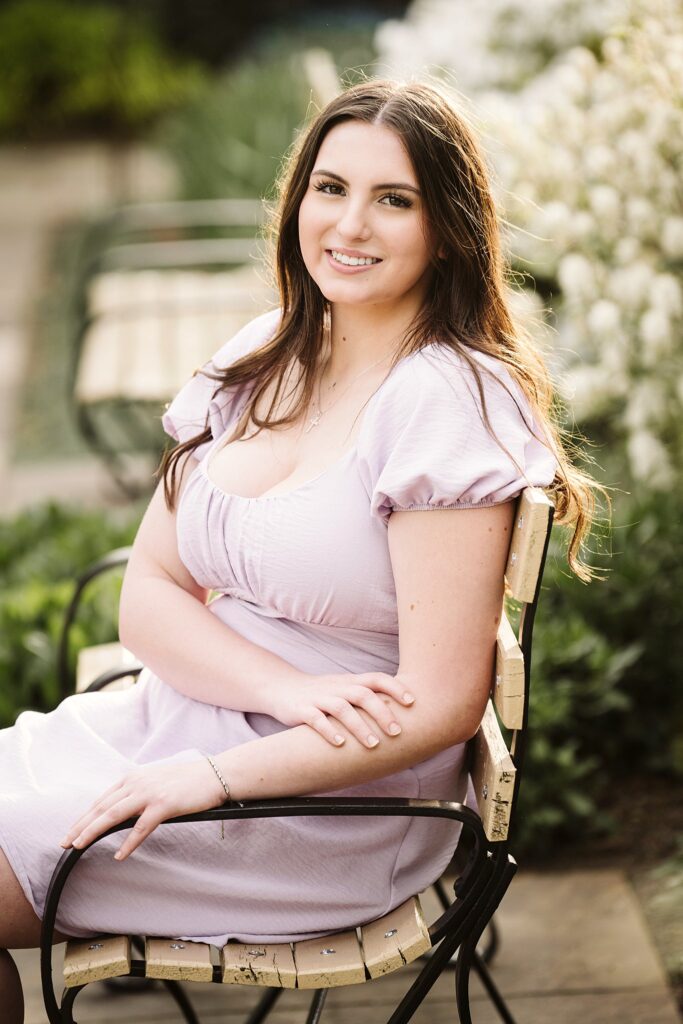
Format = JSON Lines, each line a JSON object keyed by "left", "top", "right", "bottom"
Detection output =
{"left": 60, "top": 759, "right": 227, "bottom": 861}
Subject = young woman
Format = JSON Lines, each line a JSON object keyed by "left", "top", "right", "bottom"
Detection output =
{"left": 0, "top": 78, "right": 597, "bottom": 1019}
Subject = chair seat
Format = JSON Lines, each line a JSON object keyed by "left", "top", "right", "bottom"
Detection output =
{"left": 63, "top": 895, "right": 431, "bottom": 990}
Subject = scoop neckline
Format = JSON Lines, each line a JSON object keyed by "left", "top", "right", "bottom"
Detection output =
{"left": 195, "top": 341, "right": 445, "bottom": 503}
{"left": 200, "top": 365, "right": 393, "bottom": 502}
{"left": 201, "top": 440, "right": 361, "bottom": 502}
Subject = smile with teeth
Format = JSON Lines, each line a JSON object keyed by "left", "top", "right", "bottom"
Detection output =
{"left": 329, "top": 250, "right": 381, "bottom": 266}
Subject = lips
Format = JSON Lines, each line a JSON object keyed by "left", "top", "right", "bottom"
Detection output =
{"left": 326, "top": 249, "right": 383, "bottom": 268}
{"left": 328, "top": 247, "right": 381, "bottom": 259}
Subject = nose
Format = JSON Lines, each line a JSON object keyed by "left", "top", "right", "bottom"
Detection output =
{"left": 336, "top": 199, "right": 371, "bottom": 242}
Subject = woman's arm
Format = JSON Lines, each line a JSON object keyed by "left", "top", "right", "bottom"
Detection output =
{"left": 64, "top": 499, "right": 514, "bottom": 860}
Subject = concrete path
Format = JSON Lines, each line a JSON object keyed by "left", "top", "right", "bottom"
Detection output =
{"left": 0, "top": 141, "right": 177, "bottom": 512}
{"left": 11, "top": 869, "right": 681, "bottom": 1023}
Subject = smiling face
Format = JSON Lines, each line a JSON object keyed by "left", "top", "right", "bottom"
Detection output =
{"left": 297, "top": 119, "right": 435, "bottom": 314}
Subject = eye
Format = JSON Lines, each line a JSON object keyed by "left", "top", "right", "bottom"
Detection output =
{"left": 379, "top": 193, "right": 413, "bottom": 209}
{"left": 313, "top": 180, "right": 344, "bottom": 196}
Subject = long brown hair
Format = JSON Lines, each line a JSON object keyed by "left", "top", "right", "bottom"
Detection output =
{"left": 160, "top": 77, "right": 605, "bottom": 580}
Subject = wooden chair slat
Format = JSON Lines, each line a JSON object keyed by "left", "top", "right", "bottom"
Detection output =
{"left": 504, "top": 488, "right": 553, "bottom": 603}
{"left": 76, "top": 307, "right": 272, "bottom": 405}
{"left": 221, "top": 941, "right": 297, "bottom": 988}
{"left": 145, "top": 937, "right": 213, "bottom": 982}
{"left": 493, "top": 612, "right": 525, "bottom": 730}
{"left": 76, "top": 642, "right": 138, "bottom": 693}
{"left": 293, "top": 929, "right": 366, "bottom": 988}
{"left": 360, "top": 897, "right": 431, "bottom": 979}
{"left": 471, "top": 700, "right": 516, "bottom": 842}
{"left": 78, "top": 265, "right": 276, "bottom": 406}
{"left": 63, "top": 935, "right": 131, "bottom": 988}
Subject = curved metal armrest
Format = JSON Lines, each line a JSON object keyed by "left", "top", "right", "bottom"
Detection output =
{"left": 57, "top": 547, "right": 133, "bottom": 702}
{"left": 41, "top": 795, "right": 490, "bottom": 1021}
{"left": 83, "top": 664, "right": 143, "bottom": 694}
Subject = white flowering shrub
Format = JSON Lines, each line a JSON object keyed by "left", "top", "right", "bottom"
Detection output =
{"left": 375, "top": 0, "right": 628, "bottom": 93}
{"left": 376, "top": 0, "right": 683, "bottom": 489}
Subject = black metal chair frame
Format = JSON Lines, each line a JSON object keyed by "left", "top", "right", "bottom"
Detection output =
{"left": 42, "top": 500, "right": 553, "bottom": 1024}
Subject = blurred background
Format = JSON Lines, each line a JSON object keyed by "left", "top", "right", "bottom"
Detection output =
{"left": 0, "top": 0, "right": 681, "bottom": 1010}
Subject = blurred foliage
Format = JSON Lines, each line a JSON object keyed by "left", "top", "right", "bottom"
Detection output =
{"left": 512, "top": 476, "right": 683, "bottom": 854}
{"left": 0, "top": 503, "right": 140, "bottom": 728}
{"left": 111, "top": 1, "right": 410, "bottom": 68}
{"left": 0, "top": 0, "right": 205, "bottom": 140}
{"left": 158, "top": 50, "right": 311, "bottom": 202}
{"left": 157, "top": 22, "right": 378, "bottom": 201}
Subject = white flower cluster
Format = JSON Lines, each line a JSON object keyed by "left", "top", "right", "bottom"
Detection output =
{"left": 376, "top": 0, "right": 683, "bottom": 489}
{"left": 375, "top": 0, "right": 628, "bottom": 93}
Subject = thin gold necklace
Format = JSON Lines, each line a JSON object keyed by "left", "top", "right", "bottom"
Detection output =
{"left": 304, "top": 352, "right": 392, "bottom": 434}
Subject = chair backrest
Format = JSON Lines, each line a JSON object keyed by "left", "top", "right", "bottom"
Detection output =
{"left": 469, "top": 486, "right": 555, "bottom": 843}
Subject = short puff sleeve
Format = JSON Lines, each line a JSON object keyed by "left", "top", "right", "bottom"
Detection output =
{"left": 357, "top": 345, "right": 558, "bottom": 526}
{"left": 161, "top": 307, "right": 281, "bottom": 461}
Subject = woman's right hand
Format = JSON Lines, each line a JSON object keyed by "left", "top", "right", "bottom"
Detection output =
{"left": 268, "top": 672, "right": 416, "bottom": 748}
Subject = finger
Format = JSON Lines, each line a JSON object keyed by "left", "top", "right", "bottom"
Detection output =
{"left": 305, "top": 711, "right": 347, "bottom": 748}
{"left": 318, "top": 698, "right": 382, "bottom": 749}
{"left": 115, "top": 810, "right": 163, "bottom": 861}
{"left": 63, "top": 802, "right": 118, "bottom": 847}
{"left": 61, "top": 785, "right": 129, "bottom": 847}
{"left": 70, "top": 794, "right": 143, "bottom": 850}
{"left": 351, "top": 688, "right": 403, "bottom": 737}
{"left": 369, "top": 674, "right": 416, "bottom": 706}
{"left": 62, "top": 790, "right": 127, "bottom": 847}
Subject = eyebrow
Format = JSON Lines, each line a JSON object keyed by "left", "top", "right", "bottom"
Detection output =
{"left": 311, "top": 169, "right": 421, "bottom": 195}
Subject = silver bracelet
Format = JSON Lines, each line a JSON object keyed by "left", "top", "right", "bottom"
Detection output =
{"left": 206, "top": 755, "right": 231, "bottom": 800}
{"left": 206, "top": 755, "right": 231, "bottom": 840}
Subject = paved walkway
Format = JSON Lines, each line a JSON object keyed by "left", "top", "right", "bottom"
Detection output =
{"left": 11, "top": 869, "right": 681, "bottom": 1022}
{"left": 0, "top": 140, "right": 177, "bottom": 513}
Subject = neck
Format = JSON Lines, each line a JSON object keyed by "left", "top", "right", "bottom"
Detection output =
{"left": 323, "top": 298, "right": 421, "bottom": 380}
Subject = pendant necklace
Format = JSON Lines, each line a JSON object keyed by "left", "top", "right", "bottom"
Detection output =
{"left": 304, "top": 351, "right": 392, "bottom": 434}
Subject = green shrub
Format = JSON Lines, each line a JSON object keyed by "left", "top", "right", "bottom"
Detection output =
{"left": 0, "top": 0, "right": 205, "bottom": 140}
{"left": 0, "top": 502, "right": 139, "bottom": 727}
{"left": 158, "top": 23, "right": 377, "bottom": 200}
{"left": 514, "top": 480, "right": 683, "bottom": 853}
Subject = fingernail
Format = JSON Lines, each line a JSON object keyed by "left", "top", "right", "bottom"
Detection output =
{"left": 403, "top": 693, "right": 415, "bottom": 704}
{"left": 367, "top": 734, "right": 380, "bottom": 747}
{"left": 114, "top": 850, "right": 123, "bottom": 860}
{"left": 388, "top": 722, "right": 401, "bottom": 735}
{"left": 334, "top": 734, "right": 345, "bottom": 745}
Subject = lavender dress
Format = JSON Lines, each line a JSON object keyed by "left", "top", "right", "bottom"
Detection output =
{"left": 0, "top": 308, "right": 557, "bottom": 944}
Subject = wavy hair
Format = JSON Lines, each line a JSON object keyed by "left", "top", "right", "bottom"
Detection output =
{"left": 160, "top": 77, "right": 607, "bottom": 580}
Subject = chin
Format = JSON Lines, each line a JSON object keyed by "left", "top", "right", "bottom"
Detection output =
{"left": 320, "top": 272, "right": 380, "bottom": 296}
